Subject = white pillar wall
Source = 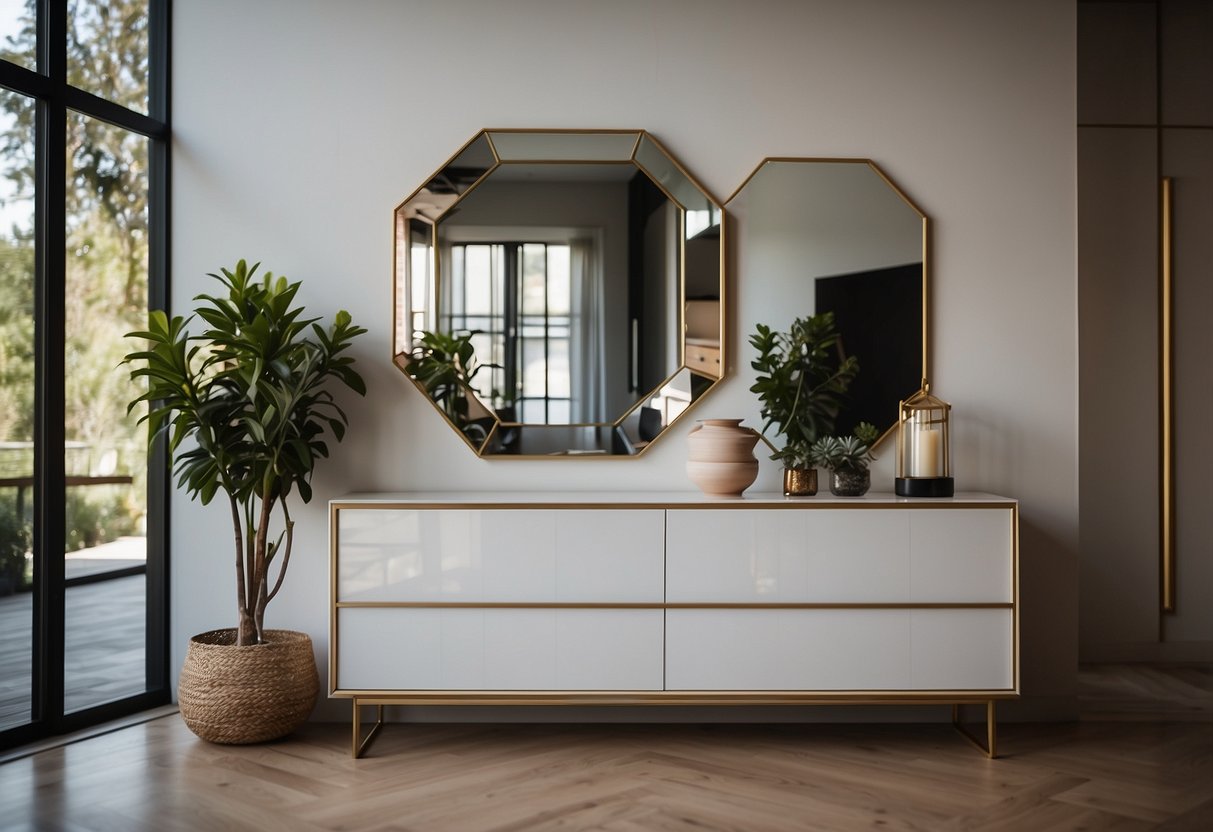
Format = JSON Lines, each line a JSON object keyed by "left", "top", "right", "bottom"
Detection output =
{"left": 172, "top": 0, "right": 1077, "bottom": 720}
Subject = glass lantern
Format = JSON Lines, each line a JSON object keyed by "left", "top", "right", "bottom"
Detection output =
{"left": 895, "top": 384, "right": 955, "bottom": 497}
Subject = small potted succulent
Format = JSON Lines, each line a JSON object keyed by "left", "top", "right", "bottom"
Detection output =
{"left": 812, "top": 422, "right": 881, "bottom": 496}
{"left": 749, "top": 312, "right": 859, "bottom": 495}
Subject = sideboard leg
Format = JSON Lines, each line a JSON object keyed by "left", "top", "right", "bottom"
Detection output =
{"left": 951, "top": 701, "right": 998, "bottom": 759}
{"left": 351, "top": 699, "right": 384, "bottom": 759}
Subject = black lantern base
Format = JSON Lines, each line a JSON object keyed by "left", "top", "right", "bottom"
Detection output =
{"left": 895, "top": 476, "right": 955, "bottom": 498}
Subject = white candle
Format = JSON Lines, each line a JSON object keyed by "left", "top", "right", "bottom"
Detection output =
{"left": 912, "top": 426, "right": 940, "bottom": 477}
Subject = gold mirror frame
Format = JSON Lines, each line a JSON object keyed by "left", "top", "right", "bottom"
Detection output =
{"left": 725, "top": 157, "right": 929, "bottom": 444}
{"left": 392, "top": 129, "right": 726, "bottom": 458}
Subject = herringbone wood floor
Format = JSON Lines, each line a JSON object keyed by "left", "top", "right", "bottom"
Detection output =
{"left": 2, "top": 666, "right": 1212, "bottom": 831}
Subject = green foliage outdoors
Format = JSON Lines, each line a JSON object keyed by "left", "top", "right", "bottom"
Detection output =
{"left": 405, "top": 330, "right": 499, "bottom": 445}
{"left": 749, "top": 312, "right": 859, "bottom": 469}
{"left": 0, "top": 497, "right": 30, "bottom": 592}
{"left": 1, "top": 0, "right": 153, "bottom": 568}
{"left": 811, "top": 421, "right": 881, "bottom": 473}
{"left": 124, "top": 260, "right": 366, "bottom": 645}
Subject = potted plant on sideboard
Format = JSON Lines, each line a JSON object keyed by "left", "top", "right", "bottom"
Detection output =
{"left": 749, "top": 312, "right": 858, "bottom": 495}
{"left": 124, "top": 259, "right": 366, "bottom": 743}
{"left": 812, "top": 421, "right": 881, "bottom": 497}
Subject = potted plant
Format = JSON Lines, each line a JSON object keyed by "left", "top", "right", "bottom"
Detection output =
{"left": 123, "top": 260, "right": 366, "bottom": 743}
{"left": 812, "top": 422, "right": 881, "bottom": 496}
{"left": 404, "top": 329, "right": 499, "bottom": 446}
{"left": 749, "top": 312, "right": 859, "bottom": 495}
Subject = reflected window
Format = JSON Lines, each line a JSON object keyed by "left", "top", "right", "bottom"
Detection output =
{"left": 446, "top": 242, "right": 574, "bottom": 425}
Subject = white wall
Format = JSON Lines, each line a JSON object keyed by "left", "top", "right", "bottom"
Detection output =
{"left": 173, "top": 0, "right": 1078, "bottom": 719}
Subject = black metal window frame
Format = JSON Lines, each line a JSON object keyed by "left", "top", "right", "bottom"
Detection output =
{"left": 0, "top": 0, "right": 171, "bottom": 750}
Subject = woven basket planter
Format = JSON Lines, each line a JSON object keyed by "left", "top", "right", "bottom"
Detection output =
{"left": 178, "top": 628, "right": 318, "bottom": 744}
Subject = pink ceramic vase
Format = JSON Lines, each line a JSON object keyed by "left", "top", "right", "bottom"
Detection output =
{"left": 686, "top": 419, "right": 761, "bottom": 496}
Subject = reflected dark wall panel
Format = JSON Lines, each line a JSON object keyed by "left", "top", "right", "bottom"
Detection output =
{"left": 816, "top": 263, "right": 924, "bottom": 435}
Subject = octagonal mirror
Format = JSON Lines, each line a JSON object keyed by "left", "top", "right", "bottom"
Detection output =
{"left": 393, "top": 130, "right": 724, "bottom": 457}
{"left": 726, "top": 158, "right": 927, "bottom": 440}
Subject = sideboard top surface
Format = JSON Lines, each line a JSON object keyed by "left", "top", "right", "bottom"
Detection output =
{"left": 331, "top": 491, "right": 1016, "bottom": 509}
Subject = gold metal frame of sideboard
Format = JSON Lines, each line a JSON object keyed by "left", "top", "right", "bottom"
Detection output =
{"left": 329, "top": 499, "right": 1020, "bottom": 760}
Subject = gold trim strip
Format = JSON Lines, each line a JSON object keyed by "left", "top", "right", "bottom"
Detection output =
{"left": 1161, "top": 176, "right": 1175, "bottom": 615}
{"left": 335, "top": 601, "right": 1014, "bottom": 611}
{"left": 332, "top": 691, "right": 1019, "bottom": 704}
{"left": 329, "top": 502, "right": 339, "bottom": 695}
{"left": 331, "top": 500, "right": 1016, "bottom": 512}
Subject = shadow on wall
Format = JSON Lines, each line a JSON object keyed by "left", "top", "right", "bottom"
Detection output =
{"left": 1015, "top": 517, "right": 1079, "bottom": 716}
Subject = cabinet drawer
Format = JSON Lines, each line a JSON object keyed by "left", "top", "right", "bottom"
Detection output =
{"left": 336, "top": 508, "right": 664, "bottom": 603}
{"left": 336, "top": 608, "right": 664, "bottom": 691}
{"left": 665, "top": 608, "right": 1014, "bottom": 692}
{"left": 667, "top": 508, "right": 1013, "bottom": 604}
{"left": 684, "top": 343, "right": 721, "bottom": 377}
{"left": 667, "top": 509, "right": 910, "bottom": 603}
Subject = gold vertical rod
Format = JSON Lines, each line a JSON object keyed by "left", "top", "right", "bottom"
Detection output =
{"left": 987, "top": 700, "right": 997, "bottom": 759}
{"left": 1161, "top": 176, "right": 1175, "bottom": 614}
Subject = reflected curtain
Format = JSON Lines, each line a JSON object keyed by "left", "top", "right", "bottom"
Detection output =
{"left": 570, "top": 236, "right": 604, "bottom": 422}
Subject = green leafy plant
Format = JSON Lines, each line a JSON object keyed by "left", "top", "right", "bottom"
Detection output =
{"left": 123, "top": 260, "right": 366, "bottom": 645}
{"left": 749, "top": 312, "right": 859, "bottom": 469}
{"left": 811, "top": 421, "right": 881, "bottom": 473}
{"left": 0, "top": 499, "right": 30, "bottom": 593}
{"left": 404, "top": 330, "right": 499, "bottom": 443}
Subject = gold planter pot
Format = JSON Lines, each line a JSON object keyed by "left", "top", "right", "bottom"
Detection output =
{"left": 783, "top": 467, "right": 818, "bottom": 496}
{"left": 178, "top": 628, "right": 318, "bottom": 744}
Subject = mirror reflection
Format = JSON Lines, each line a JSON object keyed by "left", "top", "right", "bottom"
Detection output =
{"left": 393, "top": 130, "right": 724, "bottom": 456}
{"left": 727, "top": 159, "right": 926, "bottom": 438}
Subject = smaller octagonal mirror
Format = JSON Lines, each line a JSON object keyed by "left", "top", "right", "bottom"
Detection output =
{"left": 393, "top": 130, "right": 725, "bottom": 457}
{"left": 727, "top": 159, "right": 927, "bottom": 440}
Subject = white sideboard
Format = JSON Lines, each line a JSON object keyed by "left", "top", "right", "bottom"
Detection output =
{"left": 330, "top": 492, "right": 1018, "bottom": 757}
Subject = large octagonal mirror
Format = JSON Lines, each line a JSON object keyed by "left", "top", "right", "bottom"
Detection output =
{"left": 394, "top": 130, "right": 724, "bottom": 457}
{"left": 727, "top": 158, "right": 927, "bottom": 440}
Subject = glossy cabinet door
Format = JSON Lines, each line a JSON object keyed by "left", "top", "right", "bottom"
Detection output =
{"left": 667, "top": 508, "right": 1011, "bottom": 604}
{"left": 336, "top": 508, "right": 664, "bottom": 603}
{"left": 337, "top": 608, "right": 664, "bottom": 691}
{"left": 910, "top": 609, "right": 1014, "bottom": 690}
{"left": 909, "top": 510, "right": 1013, "bottom": 603}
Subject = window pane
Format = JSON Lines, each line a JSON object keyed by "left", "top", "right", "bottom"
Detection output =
{"left": 0, "top": 89, "right": 35, "bottom": 732}
{"left": 521, "top": 338, "right": 546, "bottom": 398}
{"left": 68, "top": 0, "right": 150, "bottom": 114}
{"left": 521, "top": 243, "right": 546, "bottom": 315}
{"left": 546, "top": 400, "right": 570, "bottom": 425}
{"left": 0, "top": 0, "right": 36, "bottom": 72}
{"left": 548, "top": 339, "right": 570, "bottom": 399}
{"left": 547, "top": 245, "right": 570, "bottom": 315}
{"left": 64, "top": 111, "right": 149, "bottom": 713}
{"left": 64, "top": 575, "right": 146, "bottom": 711}
{"left": 464, "top": 245, "right": 492, "bottom": 316}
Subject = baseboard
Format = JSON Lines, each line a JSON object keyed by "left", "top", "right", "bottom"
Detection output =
{"left": 1080, "top": 641, "right": 1213, "bottom": 663}
{"left": 0, "top": 705, "right": 180, "bottom": 764}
